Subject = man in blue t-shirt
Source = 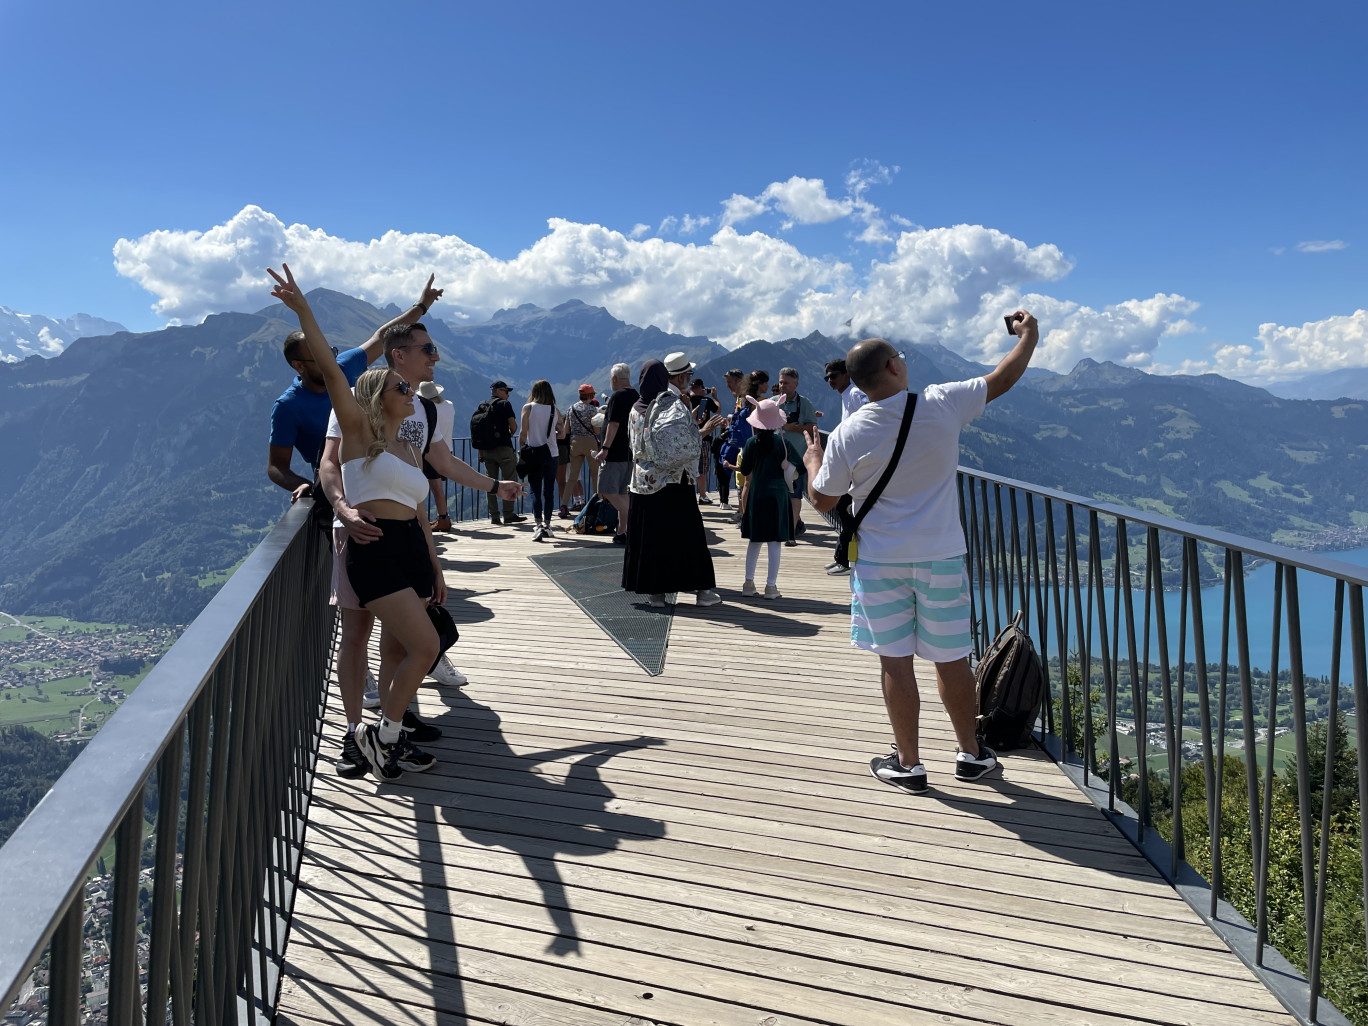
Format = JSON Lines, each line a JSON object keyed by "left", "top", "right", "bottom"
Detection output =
{"left": 266, "top": 275, "right": 441, "bottom": 502}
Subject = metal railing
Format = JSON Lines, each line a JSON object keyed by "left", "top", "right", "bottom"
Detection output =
{"left": 959, "top": 468, "right": 1367, "bottom": 1026}
{"left": 0, "top": 502, "right": 333, "bottom": 1026}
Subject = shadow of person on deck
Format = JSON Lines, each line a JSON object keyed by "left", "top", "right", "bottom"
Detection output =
{"left": 431, "top": 697, "right": 667, "bottom": 957}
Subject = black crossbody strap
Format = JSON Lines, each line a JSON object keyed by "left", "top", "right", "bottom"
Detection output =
{"left": 850, "top": 393, "right": 917, "bottom": 532}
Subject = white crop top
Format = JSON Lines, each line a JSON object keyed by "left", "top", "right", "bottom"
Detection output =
{"left": 341, "top": 451, "right": 429, "bottom": 509}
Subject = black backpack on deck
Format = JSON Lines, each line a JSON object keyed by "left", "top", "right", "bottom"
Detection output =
{"left": 469, "top": 399, "right": 504, "bottom": 450}
{"left": 974, "top": 610, "right": 1045, "bottom": 750}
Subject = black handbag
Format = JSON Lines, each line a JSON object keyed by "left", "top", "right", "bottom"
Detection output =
{"left": 426, "top": 603, "right": 459, "bottom": 674}
{"left": 832, "top": 393, "right": 917, "bottom": 569}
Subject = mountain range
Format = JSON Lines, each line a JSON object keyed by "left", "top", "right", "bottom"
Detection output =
{"left": 0, "top": 307, "right": 127, "bottom": 363}
{"left": 0, "top": 290, "right": 1363, "bottom": 626}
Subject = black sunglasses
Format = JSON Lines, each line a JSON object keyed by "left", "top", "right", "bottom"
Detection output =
{"left": 823, "top": 373, "right": 839, "bottom": 381}
{"left": 394, "top": 342, "right": 439, "bottom": 356}
{"left": 389, "top": 380, "right": 413, "bottom": 396}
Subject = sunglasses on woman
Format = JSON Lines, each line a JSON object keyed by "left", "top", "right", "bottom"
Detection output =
{"left": 389, "top": 380, "right": 414, "bottom": 395}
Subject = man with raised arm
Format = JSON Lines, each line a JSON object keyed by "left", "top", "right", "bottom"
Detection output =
{"left": 801, "top": 311, "right": 1041, "bottom": 795}
{"left": 267, "top": 274, "right": 442, "bottom": 501}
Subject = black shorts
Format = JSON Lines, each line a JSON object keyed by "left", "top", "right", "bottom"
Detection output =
{"left": 345, "top": 518, "right": 433, "bottom": 606}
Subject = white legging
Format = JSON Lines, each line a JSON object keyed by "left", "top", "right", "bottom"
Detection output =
{"left": 745, "top": 541, "right": 781, "bottom": 587}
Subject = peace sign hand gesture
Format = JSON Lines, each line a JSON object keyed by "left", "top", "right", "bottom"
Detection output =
{"left": 266, "top": 264, "right": 310, "bottom": 314}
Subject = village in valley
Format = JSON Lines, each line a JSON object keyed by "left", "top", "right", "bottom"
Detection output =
{"left": 0, "top": 612, "right": 179, "bottom": 740}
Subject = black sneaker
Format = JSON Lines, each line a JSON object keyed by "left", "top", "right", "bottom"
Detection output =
{"left": 869, "top": 751, "right": 928, "bottom": 795}
{"left": 355, "top": 725, "right": 403, "bottom": 782}
{"left": 955, "top": 744, "right": 1000, "bottom": 782}
{"left": 394, "top": 735, "right": 436, "bottom": 773}
{"left": 613, "top": 533, "right": 627, "bottom": 546}
{"left": 504, "top": 512, "right": 527, "bottom": 524}
{"left": 401, "top": 709, "right": 443, "bottom": 743}
{"left": 795, "top": 520, "right": 807, "bottom": 536}
{"left": 335, "top": 732, "right": 367, "bottom": 779}
{"left": 489, "top": 514, "right": 502, "bottom": 525}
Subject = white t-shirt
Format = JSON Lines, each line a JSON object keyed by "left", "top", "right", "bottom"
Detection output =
{"left": 813, "top": 379, "right": 986, "bottom": 564}
{"left": 522, "top": 402, "right": 560, "bottom": 448}
{"left": 432, "top": 399, "right": 455, "bottom": 450}
{"left": 840, "top": 383, "right": 870, "bottom": 422}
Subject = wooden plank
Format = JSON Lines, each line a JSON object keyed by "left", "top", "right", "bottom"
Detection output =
{"left": 287, "top": 892, "right": 1172, "bottom": 1026}
{"left": 276, "top": 523, "right": 1297, "bottom": 1026}
{"left": 299, "top": 848, "right": 1290, "bottom": 1014}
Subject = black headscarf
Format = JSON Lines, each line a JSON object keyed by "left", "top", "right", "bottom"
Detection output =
{"left": 635, "top": 359, "right": 670, "bottom": 414}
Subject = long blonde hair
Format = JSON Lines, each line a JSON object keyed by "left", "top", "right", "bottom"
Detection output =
{"left": 353, "top": 366, "right": 392, "bottom": 466}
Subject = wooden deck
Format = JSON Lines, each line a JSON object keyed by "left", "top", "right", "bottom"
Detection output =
{"left": 277, "top": 508, "right": 1295, "bottom": 1026}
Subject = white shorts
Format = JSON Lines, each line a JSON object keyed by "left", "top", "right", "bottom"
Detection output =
{"left": 329, "top": 526, "right": 364, "bottom": 611}
{"left": 849, "top": 557, "right": 972, "bottom": 662}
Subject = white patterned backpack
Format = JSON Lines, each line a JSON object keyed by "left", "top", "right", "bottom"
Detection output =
{"left": 635, "top": 392, "right": 700, "bottom": 474}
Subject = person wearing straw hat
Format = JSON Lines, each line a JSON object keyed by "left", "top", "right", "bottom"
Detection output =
{"left": 737, "top": 396, "right": 795, "bottom": 599}
{"left": 417, "top": 380, "right": 455, "bottom": 531}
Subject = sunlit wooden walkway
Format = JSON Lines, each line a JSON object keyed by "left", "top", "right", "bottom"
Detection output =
{"left": 277, "top": 507, "right": 1295, "bottom": 1026}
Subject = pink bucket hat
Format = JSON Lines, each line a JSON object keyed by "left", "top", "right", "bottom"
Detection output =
{"left": 746, "top": 395, "right": 788, "bottom": 431}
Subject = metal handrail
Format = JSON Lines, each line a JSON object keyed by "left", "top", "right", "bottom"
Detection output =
{"left": 958, "top": 467, "right": 1365, "bottom": 1026}
{"left": 0, "top": 502, "right": 333, "bottom": 1025}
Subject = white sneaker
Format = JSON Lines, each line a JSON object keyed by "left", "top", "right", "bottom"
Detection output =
{"left": 719, "top": 502, "right": 732, "bottom": 511}
{"left": 695, "top": 589, "right": 722, "bottom": 607}
{"left": 763, "top": 585, "right": 782, "bottom": 600}
{"left": 825, "top": 561, "right": 851, "bottom": 576}
{"left": 532, "top": 524, "right": 547, "bottom": 542}
{"left": 698, "top": 494, "right": 713, "bottom": 505}
{"left": 741, "top": 579, "right": 757, "bottom": 597}
{"left": 648, "top": 594, "right": 668, "bottom": 608}
{"left": 362, "top": 670, "right": 380, "bottom": 709}
{"left": 429, "top": 655, "right": 467, "bottom": 687}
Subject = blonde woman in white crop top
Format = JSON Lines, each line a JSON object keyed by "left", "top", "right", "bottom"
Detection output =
{"left": 269, "top": 264, "right": 444, "bottom": 782}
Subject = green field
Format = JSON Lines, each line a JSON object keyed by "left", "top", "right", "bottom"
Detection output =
{"left": 1, "top": 614, "right": 163, "bottom": 737}
{"left": 1103, "top": 713, "right": 1357, "bottom": 779}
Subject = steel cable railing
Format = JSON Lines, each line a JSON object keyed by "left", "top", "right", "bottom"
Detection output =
{"left": 959, "top": 467, "right": 1366, "bottom": 1026}
{"left": 0, "top": 502, "right": 333, "bottom": 1026}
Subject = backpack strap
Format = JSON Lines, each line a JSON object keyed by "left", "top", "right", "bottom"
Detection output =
{"left": 419, "top": 395, "right": 437, "bottom": 454}
{"left": 849, "top": 393, "right": 917, "bottom": 535}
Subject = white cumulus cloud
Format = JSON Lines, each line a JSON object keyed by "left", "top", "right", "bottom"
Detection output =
{"left": 1190, "top": 309, "right": 1368, "bottom": 383}
{"left": 115, "top": 202, "right": 1208, "bottom": 368}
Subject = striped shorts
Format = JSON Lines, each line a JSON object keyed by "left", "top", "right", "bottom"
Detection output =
{"left": 850, "top": 557, "right": 972, "bottom": 661}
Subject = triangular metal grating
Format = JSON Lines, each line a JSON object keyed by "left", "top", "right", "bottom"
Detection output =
{"left": 528, "top": 548, "right": 676, "bottom": 675}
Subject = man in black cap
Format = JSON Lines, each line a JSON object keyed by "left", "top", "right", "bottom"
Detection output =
{"left": 472, "top": 381, "right": 524, "bottom": 524}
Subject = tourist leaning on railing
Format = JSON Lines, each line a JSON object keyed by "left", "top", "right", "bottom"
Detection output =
{"left": 802, "top": 311, "right": 1041, "bottom": 795}
{"left": 267, "top": 264, "right": 520, "bottom": 782}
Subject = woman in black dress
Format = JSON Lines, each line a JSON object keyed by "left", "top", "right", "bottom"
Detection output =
{"left": 621, "top": 359, "right": 725, "bottom": 608}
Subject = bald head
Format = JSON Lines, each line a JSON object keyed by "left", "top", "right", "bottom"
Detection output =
{"left": 847, "top": 337, "right": 899, "bottom": 393}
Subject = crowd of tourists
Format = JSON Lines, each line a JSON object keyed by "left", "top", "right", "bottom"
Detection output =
{"left": 266, "top": 263, "right": 1043, "bottom": 797}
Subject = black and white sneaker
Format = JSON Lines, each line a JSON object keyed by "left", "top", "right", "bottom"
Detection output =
{"left": 401, "top": 709, "right": 443, "bottom": 743}
{"left": 532, "top": 524, "right": 547, "bottom": 542}
{"left": 955, "top": 745, "right": 1001, "bottom": 782}
{"left": 355, "top": 725, "right": 403, "bottom": 782}
{"left": 394, "top": 735, "right": 436, "bottom": 773}
{"left": 335, "top": 732, "right": 367, "bottom": 779}
{"left": 824, "top": 561, "right": 851, "bottom": 576}
{"left": 869, "top": 751, "right": 928, "bottom": 795}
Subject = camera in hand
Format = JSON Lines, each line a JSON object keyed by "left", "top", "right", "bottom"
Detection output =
{"left": 1004, "top": 313, "right": 1025, "bottom": 336}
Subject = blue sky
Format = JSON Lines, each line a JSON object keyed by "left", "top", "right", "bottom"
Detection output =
{"left": 0, "top": 0, "right": 1363, "bottom": 381}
